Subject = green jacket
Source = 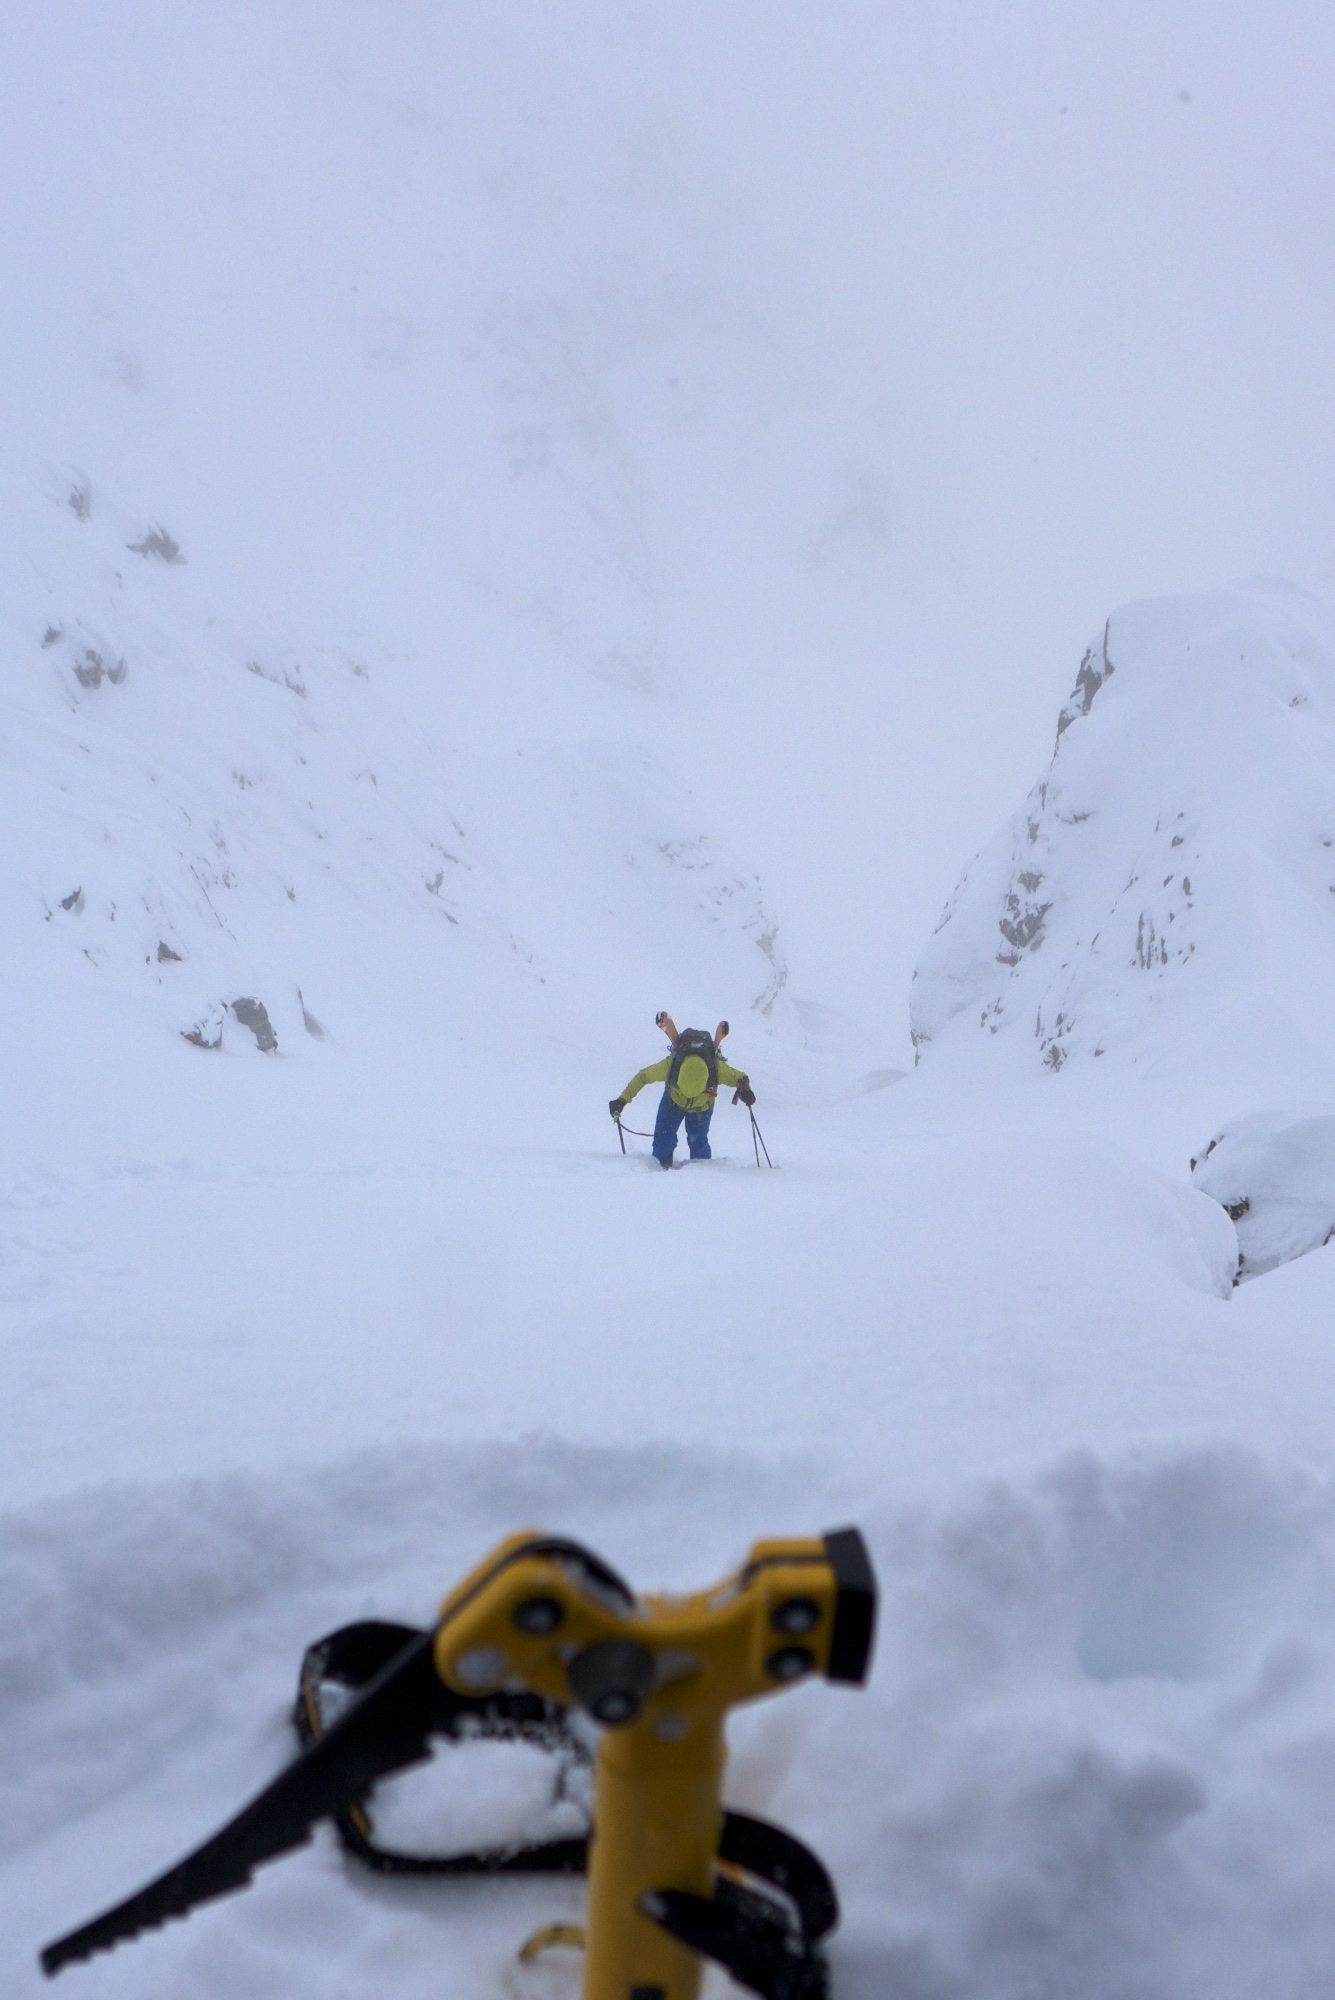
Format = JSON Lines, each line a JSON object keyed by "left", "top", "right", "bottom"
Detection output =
{"left": 620, "top": 1053, "right": 749, "bottom": 1115}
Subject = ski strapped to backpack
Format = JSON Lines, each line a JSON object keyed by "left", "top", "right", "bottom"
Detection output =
{"left": 41, "top": 1528, "right": 876, "bottom": 2000}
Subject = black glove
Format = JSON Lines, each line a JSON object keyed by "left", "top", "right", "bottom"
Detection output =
{"left": 609, "top": 1098, "right": 627, "bottom": 1119}
{"left": 735, "top": 1080, "right": 755, "bottom": 1108}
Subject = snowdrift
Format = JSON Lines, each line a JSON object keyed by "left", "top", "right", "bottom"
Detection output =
{"left": 1191, "top": 1111, "right": 1335, "bottom": 1283}
{"left": 10, "top": 1442, "right": 1335, "bottom": 2000}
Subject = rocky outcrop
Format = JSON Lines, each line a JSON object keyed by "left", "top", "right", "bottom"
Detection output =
{"left": 910, "top": 582, "right": 1335, "bottom": 1081}
{"left": 1191, "top": 1113, "right": 1335, "bottom": 1282}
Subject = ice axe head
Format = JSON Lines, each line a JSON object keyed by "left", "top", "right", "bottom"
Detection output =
{"left": 433, "top": 1527, "right": 876, "bottom": 2000}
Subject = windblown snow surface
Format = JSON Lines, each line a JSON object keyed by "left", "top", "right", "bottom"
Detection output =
{"left": 7, "top": 9, "right": 1335, "bottom": 2000}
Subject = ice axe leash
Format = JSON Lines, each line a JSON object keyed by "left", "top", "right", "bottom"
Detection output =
{"left": 41, "top": 1529, "right": 876, "bottom": 2000}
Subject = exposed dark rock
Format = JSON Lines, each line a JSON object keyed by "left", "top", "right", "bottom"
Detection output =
{"left": 1055, "top": 618, "right": 1115, "bottom": 742}
{"left": 128, "top": 526, "right": 186, "bottom": 564}
{"left": 72, "top": 648, "right": 127, "bottom": 689}
{"left": 998, "top": 890, "right": 1051, "bottom": 956}
{"left": 230, "top": 997, "right": 277, "bottom": 1052}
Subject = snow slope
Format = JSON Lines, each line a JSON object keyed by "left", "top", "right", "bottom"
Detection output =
{"left": 7, "top": 7, "right": 1335, "bottom": 2000}
{"left": 0, "top": 446, "right": 790, "bottom": 1075}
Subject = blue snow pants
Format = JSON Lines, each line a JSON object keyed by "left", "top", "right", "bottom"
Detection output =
{"left": 652, "top": 1089, "right": 713, "bottom": 1165}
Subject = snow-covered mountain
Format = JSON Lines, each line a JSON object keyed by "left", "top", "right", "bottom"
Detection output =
{"left": 1, "top": 454, "right": 790, "bottom": 1081}
{"left": 911, "top": 581, "right": 1335, "bottom": 1100}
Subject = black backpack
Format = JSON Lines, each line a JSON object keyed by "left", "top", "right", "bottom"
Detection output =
{"left": 667, "top": 1028, "right": 719, "bottom": 1096}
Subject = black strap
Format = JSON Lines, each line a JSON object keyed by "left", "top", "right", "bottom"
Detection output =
{"left": 642, "top": 1885, "right": 828, "bottom": 2000}
{"left": 639, "top": 1808, "right": 837, "bottom": 2000}
{"left": 718, "top": 1809, "right": 838, "bottom": 1942}
{"left": 295, "top": 1620, "right": 590, "bottom": 1877}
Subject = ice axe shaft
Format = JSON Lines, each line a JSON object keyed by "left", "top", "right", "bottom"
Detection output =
{"left": 429, "top": 1529, "right": 874, "bottom": 2000}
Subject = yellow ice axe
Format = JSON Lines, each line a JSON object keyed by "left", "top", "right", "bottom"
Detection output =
{"left": 435, "top": 1527, "right": 875, "bottom": 2000}
{"left": 42, "top": 1528, "right": 876, "bottom": 2000}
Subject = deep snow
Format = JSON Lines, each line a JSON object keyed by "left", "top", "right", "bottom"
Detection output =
{"left": 7, "top": 7, "right": 1335, "bottom": 2000}
{"left": 14, "top": 1442, "right": 1335, "bottom": 2000}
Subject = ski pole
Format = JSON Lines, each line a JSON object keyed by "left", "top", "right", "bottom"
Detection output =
{"left": 749, "top": 1107, "right": 773, "bottom": 1169}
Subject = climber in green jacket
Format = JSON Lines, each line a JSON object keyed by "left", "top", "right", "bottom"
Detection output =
{"left": 610, "top": 1014, "right": 754, "bottom": 1168}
